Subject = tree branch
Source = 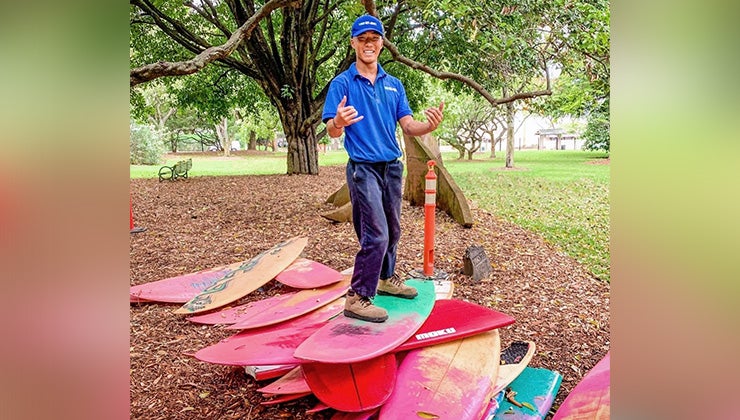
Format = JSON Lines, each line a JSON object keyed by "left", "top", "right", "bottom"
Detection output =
{"left": 383, "top": 41, "right": 551, "bottom": 106}
{"left": 358, "top": 1, "right": 551, "bottom": 107}
{"left": 130, "top": 0, "right": 298, "bottom": 87}
{"left": 184, "top": 0, "right": 232, "bottom": 39}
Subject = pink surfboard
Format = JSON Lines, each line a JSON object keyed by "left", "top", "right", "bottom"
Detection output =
{"left": 259, "top": 392, "right": 311, "bottom": 405}
{"left": 306, "top": 402, "right": 330, "bottom": 414}
{"left": 129, "top": 295, "right": 151, "bottom": 303}
{"left": 552, "top": 351, "right": 610, "bottom": 420}
{"left": 257, "top": 366, "right": 309, "bottom": 395}
{"left": 294, "top": 279, "right": 435, "bottom": 364}
{"left": 130, "top": 261, "right": 243, "bottom": 303}
{"left": 380, "top": 330, "right": 502, "bottom": 420}
{"left": 395, "top": 299, "right": 515, "bottom": 353}
{"left": 302, "top": 353, "right": 397, "bottom": 412}
{"left": 186, "top": 292, "right": 297, "bottom": 325}
{"left": 275, "top": 258, "right": 343, "bottom": 289}
{"left": 175, "top": 236, "right": 307, "bottom": 314}
{"left": 225, "top": 276, "right": 350, "bottom": 330}
{"left": 194, "top": 299, "right": 344, "bottom": 366}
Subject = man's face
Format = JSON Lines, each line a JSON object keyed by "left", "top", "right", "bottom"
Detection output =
{"left": 351, "top": 31, "right": 383, "bottom": 64}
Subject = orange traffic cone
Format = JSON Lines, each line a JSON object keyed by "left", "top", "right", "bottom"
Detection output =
{"left": 130, "top": 198, "right": 146, "bottom": 234}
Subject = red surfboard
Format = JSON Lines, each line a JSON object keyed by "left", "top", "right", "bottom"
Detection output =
{"left": 275, "top": 258, "right": 343, "bottom": 289}
{"left": 194, "top": 299, "right": 344, "bottom": 366}
{"left": 552, "top": 351, "right": 610, "bottom": 420}
{"left": 395, "top": 299, "right": 515, "bottom": 353}
{"left": 302, "top": 353, "right": 397, "bottom": 412}
{"left": 130, "top": 261, "right": 243, "bottom": 303}
{"left": 294, "top": 279, "right": 435, "bottom": 364}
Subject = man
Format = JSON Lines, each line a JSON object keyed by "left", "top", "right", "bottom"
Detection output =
{"left": 322, "top": 14, "right": 444, "bottom": 323}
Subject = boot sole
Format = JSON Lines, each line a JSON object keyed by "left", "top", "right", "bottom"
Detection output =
{"left": 377, "top": 290, "right": 417, "bottom": 299}
{"left": 343, "top": 310, "right": 388, "bottom": 323}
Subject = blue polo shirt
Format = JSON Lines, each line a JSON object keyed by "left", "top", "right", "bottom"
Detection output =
{"left": 322, "top": 63, "right": 413, "bottom": 163}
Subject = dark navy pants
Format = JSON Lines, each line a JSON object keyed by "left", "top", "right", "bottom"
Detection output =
{"left": 346, "top": 159, "right": 403, "bottom": 297}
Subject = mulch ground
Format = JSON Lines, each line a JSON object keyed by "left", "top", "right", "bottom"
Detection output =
{"left": 130, "top": 164, "right": 610, "bottom": 419}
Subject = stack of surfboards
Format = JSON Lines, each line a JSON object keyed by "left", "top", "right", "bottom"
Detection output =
{"left": 131, "top": 237, "right": 599, "bottom": 418}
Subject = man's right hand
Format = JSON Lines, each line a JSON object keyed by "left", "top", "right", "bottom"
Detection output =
{"left": 334, "top": 96, "right": 364, "bottom": 128}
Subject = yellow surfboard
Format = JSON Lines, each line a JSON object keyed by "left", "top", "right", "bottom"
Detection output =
{"left": 174, "top": 237, "right": 307, "bottom": 314}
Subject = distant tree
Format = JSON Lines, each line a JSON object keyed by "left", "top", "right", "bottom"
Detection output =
{"left": 583, "top": 103, "right": 609, "bottom": 152}
{"left": 166, "top": 107, "right": 219, "bottom": 152}
{"left": 438, "top": 97, "right": 504, "bottom": 160}
{"left": 237, "top": 101, "right": 281, "bottom": 151}
{"left": 130, "top": 121, "right": 166, "bottom": 164}
{"left": 533, "top": 0, "right": 610, "bottom": 152}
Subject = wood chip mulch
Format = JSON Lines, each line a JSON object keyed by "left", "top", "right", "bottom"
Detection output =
{"left": 130, "top": 164, "right": 610, "bottom": 419}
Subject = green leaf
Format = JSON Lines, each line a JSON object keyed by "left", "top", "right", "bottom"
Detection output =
{"left": 521, "top": 401, "right": 536, "bottom": 411}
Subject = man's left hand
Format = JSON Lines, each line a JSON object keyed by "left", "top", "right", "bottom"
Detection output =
{"left": 424, "top": 101, "right": 445, "bottom": 131}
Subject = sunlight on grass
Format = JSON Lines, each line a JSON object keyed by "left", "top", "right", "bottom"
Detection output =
{"left": 130, "top": 149, "right": 610, "bottom": 282}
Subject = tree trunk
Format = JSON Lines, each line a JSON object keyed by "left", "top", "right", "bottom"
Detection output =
{"left": 215, "top": 117, "right": 230, "bottom": 157}
{"left": 282, "top": 105, "right": 318, "bottom": 175}
{"left": 505, "top": 101, "right": 515, "bottom": 168}
{"left": 455, "top": 145, "right": 465, "bottom": 160}
{"left": 248, "top": 130, "right": 257, "bottom": 150}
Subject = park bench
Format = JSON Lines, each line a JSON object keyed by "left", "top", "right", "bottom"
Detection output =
{"left": 158, "top": 158, "right": 192, "bottom": 182}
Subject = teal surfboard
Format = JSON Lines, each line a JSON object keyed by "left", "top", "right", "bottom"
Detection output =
{"left": 493, "top": 367, "right": 563, "bottom": 420}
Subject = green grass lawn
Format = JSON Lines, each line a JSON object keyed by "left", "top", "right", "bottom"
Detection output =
{"left": 129, "top": 150, "right": 350, "bottom": 178}
{"left": 131, "top": 149, "right": 610, "bottom": 282}
{"left": 442, "top": 150, "right": 610, "bottom": 282}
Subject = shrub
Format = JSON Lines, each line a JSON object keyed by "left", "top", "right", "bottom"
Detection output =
{"left": 583, "top": 111, "right": 609, "bottom": 153}
{"left": 130, "top": 122, "right": 166, "bottom": 165}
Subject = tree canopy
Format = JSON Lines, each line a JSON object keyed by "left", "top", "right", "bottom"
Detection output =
{"left": 130, "top": 0, "right": 610, "bottom": 172}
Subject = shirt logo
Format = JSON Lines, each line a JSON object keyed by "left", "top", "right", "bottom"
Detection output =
{"left": 384, "top": 86, "right": 398, "bottom": 92}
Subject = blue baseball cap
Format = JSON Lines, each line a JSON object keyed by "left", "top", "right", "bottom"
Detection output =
{"left": 351, "top": 15, "right": 384, "bottom": 38}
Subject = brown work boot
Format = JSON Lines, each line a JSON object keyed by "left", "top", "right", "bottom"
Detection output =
{"left": 377, "top": 274, "right": 418, "bottom": 299}
{"left": 344, "top": 290, "right": 388, "bottom": 323}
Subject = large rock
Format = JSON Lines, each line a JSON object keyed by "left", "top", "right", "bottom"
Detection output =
{"left": 321, "top": 201, "right": 352, "bottom": 223}
{"left": 402, "top": 134, "right": 474, "bottom": 228}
